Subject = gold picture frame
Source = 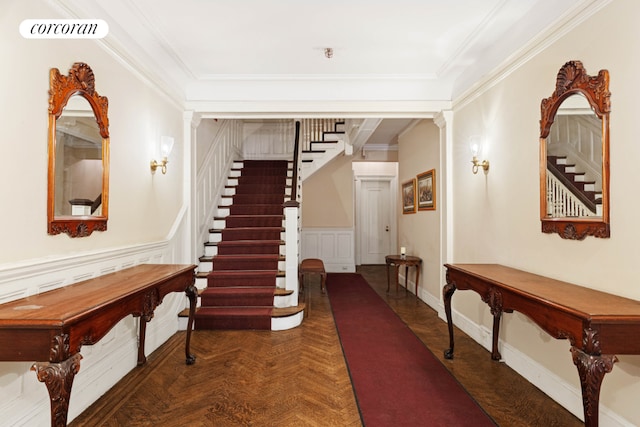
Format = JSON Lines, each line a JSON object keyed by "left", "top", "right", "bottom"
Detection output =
{"left": 417, "top": 169, "right": 436, "bottom": 211}
{"left": 402, "top": 179, "right": 416, "bottom": 214}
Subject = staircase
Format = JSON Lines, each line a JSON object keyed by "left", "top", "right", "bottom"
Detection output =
{"left": 194, "top": 160, "right": 304, "bottom": 330}
{"left": 300, "top": 119, "right": 346, "bottom": 178}
{"left": 547, "top": 155, "right": 602, "bottom": 216}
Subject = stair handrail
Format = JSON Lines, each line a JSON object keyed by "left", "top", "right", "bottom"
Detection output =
{"left": 546, "top": 170, "right": 595, "bottom": 217}
{"left": 286, "top": 120, "right": 301, "bottom": 207}
{"left": 546, "top": 159, "right": 598, "bottom": 214}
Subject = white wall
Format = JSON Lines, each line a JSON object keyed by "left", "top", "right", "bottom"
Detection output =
{"left": 0, "top": 1, "right": 190, "bottom": 425}
{"left": 448, "top": 1, "right": 640, "bottom": 425}
{"left": 0, "top": 0, "right": 185, "bottom": 263}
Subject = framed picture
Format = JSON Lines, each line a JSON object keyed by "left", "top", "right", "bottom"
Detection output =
{"left": 417, "top": 169, "right": 436, "bottom": 211}
{"left": 402, "top": 178, "right": 416, "bottom": 214}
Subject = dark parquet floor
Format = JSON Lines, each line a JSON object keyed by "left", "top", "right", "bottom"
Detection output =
{"left": 70, "top": 265, "right": 582, "bottom": 427}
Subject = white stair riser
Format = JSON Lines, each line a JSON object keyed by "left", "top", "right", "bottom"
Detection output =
{"left": 321, "top": 134, "right": 342, "bottom": 142}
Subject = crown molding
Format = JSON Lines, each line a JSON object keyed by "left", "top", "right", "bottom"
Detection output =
{"left": 452, "top": 0, "right": 612, "bottom": 110}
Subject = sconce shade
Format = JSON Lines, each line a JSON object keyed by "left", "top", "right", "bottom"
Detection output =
{"left": 151, "top": 136, "right": 174, "bottom": 174}
{"left": 469, "top": 136, "right": 489, "bottom": 174}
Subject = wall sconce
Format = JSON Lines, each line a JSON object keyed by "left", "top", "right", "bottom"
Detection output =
{"left": 470, "top": 136, "right": 490, "bottom": 174}
{"left": 150, "top": 136, "right": 174, "bottom": 174}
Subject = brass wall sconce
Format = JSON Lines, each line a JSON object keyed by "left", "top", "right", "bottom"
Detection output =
{"left": 150, "top": 136, "right": 174, "bottom": 174}
{"left": 470, "top": 136, "right": 490, "bottom": 174}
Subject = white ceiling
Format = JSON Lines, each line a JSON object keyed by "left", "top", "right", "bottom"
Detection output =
{"left": 57, "top": 0, "right": 593, "bottom": 144}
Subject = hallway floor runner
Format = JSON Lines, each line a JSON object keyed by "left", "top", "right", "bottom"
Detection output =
{"left": 326, "top": 273, "right": 496, "bottom": 427}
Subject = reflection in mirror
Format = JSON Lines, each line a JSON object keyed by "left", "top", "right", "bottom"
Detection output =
{"left": 48, "top": 63, "right": 109, "bottom": 237}
{"left": 55, "top": 96, "right": 103, "bottom": 216}
{"left": 540, "top": 61, "right": 610, "bottom": 240}
{"left": 545, "top": 94, "right": 602, "bottom": 217}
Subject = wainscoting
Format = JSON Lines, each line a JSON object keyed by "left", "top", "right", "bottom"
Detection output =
{"left": 0, "top": 224, "right": 190, "bottom": 426}
{"left": 301, "top": 228, "right": 355, "bottom": 272}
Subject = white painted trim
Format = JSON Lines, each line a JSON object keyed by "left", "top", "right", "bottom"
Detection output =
{"left": 452, "top": 0, "right": 612, "bottom": 110}
{"left": 353, "top": 173, "right": 399, "bottom": 266}
{"left": 301, "top": 228, "right": 355, "bottom": 272}
{"left": 187, "top": 101, "right": 450, "bottom": 116}
{"left": 434, "top": 303, "right": 634, "bottom": 427}
{"left": 0, "top": 231, "right": 191, "bottom": 426}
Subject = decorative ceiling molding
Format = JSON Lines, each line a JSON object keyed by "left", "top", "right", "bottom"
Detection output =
{"left": 452, "top": 0, "right": 610, "bottom": 109}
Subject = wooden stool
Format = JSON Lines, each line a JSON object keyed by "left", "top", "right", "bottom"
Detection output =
{"left": 299, "top": 259, "right": 327, "bottom": 316}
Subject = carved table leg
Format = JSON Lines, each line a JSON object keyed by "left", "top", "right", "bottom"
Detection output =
{"left": 386, "top": 262, "right": 391, "bottom": 293}
{"left": 394, "top": 265, "right": 400, "bottom": 292}
{"left": 185, "top": 283, "right": 197, "bottom": 365}
{"left": 443, "top": 282, "right": 456, "bottom": 359}
{"left": 31, "top": 353, "right": 82, "bottom": 427}
{"left": 491, "top": 311, "right": 502, "bottom": 360}
{"left": 137, "top": 317, "right": 148, "bottom": 366}
{"left": 570, "top": 347, "right": 617, "bottom": 427}
{"left": 414, "top": 263, "right": 421, "bottom": 296}
{"left": 404, "top": 265, "right": 409, "bottom": 294}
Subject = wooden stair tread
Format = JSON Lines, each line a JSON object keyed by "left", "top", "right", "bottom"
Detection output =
{"left": 272, "top": 304, "right": 305, "bottom": 317}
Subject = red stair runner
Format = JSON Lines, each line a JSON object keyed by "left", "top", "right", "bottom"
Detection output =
{"left": 195, "top": 160, "right": 289, "bottom": 330}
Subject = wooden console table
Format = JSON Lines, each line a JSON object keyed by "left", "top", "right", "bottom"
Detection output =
{"left": 443, "top": 263, "right": 640, "bottom": 427}
{"left": 385, "top": 255, "right": 422, "bottom": 294}
{"left": 0, "top": 263, "right": 198, "bottom": 427}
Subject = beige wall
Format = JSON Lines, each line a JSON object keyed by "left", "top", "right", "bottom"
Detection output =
{"left": 449, "top": 1, "right": 640, "bottom": 423}
{"left": 398, "top": 120, "right": 441, "bottom": 297}
{"left": 0, "top": 0, "right": 185, "bottom": 264}
{"left": 301, "top": 154, "right": 354, "bottom": 228}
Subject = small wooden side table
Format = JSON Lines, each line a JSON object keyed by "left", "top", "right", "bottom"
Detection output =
{"left": 385, "top": 255, "right": 422, "bottom": 295}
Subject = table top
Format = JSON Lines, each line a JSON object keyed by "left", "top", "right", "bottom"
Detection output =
{"left": 385, "top": 255, "right": 422, "bottom": 264}
{"left": 445, "top": 263, "right": 640, "bottom": 318}
{"left": 0, "top": 264, "right": 195, "bottom": 327}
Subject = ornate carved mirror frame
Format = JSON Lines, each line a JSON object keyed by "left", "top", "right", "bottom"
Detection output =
{"left": 47, "top": 62, "right": 110, "bottom": 237}
{"left": 539, "top": 61, "right": 610, "bottom": 240}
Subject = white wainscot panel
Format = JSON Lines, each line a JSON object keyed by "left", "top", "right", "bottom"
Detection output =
{"left": 301, "top": 228, "right": 355, "bottom": 272}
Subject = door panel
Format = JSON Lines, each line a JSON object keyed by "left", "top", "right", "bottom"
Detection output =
{"left": 360, "top": 180, "right": 392, "bottom": 264}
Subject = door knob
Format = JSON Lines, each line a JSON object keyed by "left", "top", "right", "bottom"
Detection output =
{"left": 385, "top": 225, "right": 389, "bottom": 232}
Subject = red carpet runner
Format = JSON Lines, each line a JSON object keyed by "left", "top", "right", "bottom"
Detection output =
{"left": 195, "top": 160, "right": 288, "bottom": 330}
{"left": 326, "top": 273, "right": 496, "bottom": 427}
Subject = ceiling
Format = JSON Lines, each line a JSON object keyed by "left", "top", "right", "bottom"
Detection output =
{"left": 57, "top": 0, "right": 593, "bottom": 146}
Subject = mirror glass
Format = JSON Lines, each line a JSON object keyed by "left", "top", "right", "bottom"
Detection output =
{"left": 48, "top": 63, "right": 109, "bottom": 237}
{"left": 544, "top": 93, "right": 602, "bottom": 218}
{"left": 539, "top": 61, "right": 610, "bottom": 240}
{"left": 55, "top": 96, "right": 104, "bottom": 217}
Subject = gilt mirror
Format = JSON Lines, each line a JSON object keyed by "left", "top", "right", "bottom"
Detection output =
{"left": 539, "top": 60, "right": 610, "bottom": 240}
{"left": 48, "top": 63, "right": 109, "bottom": 237}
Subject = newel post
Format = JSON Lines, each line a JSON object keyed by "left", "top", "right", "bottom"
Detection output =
{"left": 283, "top": 200, "right": 300, "bottom": 303}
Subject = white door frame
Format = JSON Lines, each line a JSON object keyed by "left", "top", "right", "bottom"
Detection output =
{"left": 354, "top": 173, "right": 398, "bottom": 266}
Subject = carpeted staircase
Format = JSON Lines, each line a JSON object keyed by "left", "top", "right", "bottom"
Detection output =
{"left": 195, "top": 160, "right": 296, "bottom": 330}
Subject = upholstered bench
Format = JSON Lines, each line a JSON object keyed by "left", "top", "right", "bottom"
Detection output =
{"left": 299, "top": 259, "right": 327, "bottom": 316}
{"left": 299, "top": 258, "right": 327, "bottom": 294}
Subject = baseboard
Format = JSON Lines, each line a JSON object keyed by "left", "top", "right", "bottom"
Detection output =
{"left": 0, "top": 239, "right": 186, "bottom": 427}
{"left": 434, "top": 303, "right": 633, "bottom": 427}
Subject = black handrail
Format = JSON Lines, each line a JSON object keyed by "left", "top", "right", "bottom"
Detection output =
{"left": 285, "top": 120, "right": 301, "bottom": 207}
